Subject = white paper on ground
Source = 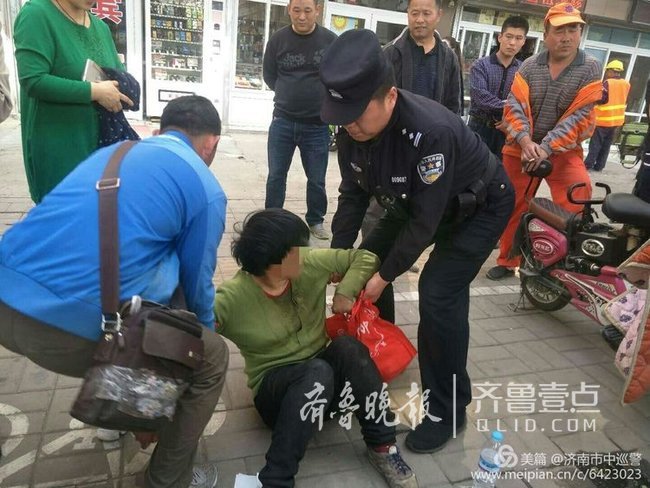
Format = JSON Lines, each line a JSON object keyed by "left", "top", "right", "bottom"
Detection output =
{"left": 234, "top": 473, "right": 261, "bottom": 488}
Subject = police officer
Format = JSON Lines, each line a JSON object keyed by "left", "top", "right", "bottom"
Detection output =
{"left": 320, "top": 29, "right": 515, "bottom": 453}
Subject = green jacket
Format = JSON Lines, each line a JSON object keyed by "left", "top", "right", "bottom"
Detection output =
{"left": 215, "top": 247, "right": 379, "bottom": 394}
{"left": 14, "top": 0, "right": 123, "bottom": 203}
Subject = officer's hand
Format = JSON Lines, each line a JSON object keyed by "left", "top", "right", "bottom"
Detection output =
{"left": 364, "top": 272, "right": 389, "bottom": 303}
{"left": 494, "top": 119, "right": 506, "bottom": 132}
{"left": 331, "top": 294, "right": 354, "bottom": 314}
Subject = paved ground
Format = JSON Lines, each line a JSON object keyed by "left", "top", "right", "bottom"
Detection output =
{"left": 1, "top": 115, "right": 649, "bottom": 488}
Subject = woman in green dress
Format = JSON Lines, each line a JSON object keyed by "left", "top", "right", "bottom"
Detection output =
{"left": 14, "top": 0, "right": 133, "bottom": 203}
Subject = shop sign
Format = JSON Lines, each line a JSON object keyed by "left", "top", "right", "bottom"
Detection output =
{"left": 519, "top": 0, "right": 585, "bottom": 10}
{"left": 91, "top": 0, "right": 124, "bottom": 24}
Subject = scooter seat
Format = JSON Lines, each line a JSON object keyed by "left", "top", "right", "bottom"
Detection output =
{"left": 529, "top": 197, "right": 576, "bottom": 231}
{"left": 602, "top": 193, "right": 650, "bottom": 228}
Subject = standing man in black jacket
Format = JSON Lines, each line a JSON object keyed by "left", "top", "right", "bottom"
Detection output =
{"left": 263, "top": 0, "right": 336, "bottom": 240}
{"left": 384, "top": 0, "right": 462, "bottom": 115}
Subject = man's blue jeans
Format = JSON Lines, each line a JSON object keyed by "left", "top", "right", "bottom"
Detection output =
{"left": 265, "top": 117, "right": 329, "bottom": 226}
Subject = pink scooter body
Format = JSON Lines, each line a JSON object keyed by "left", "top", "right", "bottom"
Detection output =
{"left": 528, "top": 218, "right": 568, "bottom": 267}
{"left": 549, "top": 267, "right": 628, "bottom": 325}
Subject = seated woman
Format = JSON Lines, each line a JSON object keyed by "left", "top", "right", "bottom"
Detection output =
{"left": 215, "top": 208, "right": 418, "bottom": 488}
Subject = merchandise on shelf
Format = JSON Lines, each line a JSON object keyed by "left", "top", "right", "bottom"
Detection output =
{"left": 150, "top": 0, "right": 205, "bottom": 83}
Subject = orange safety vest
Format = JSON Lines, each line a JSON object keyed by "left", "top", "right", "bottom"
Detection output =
{"left": 595, "top": 78, "right": 631, "bottom": 127}
{"left": 502, "top": 72, "right": 603, "bottom": 158}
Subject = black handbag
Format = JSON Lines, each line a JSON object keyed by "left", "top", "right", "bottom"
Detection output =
{"left": 70, "top": 141, "right": 205, "bottom": 432}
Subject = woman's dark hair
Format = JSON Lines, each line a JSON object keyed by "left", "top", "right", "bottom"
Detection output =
{"left": 160, "top": 95, "right": 221, "bottom": 136}
{"left": 231, "top": 209, "right": 310, "bottom": 276}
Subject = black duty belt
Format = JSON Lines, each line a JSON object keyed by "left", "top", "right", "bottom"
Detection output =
{"left": 453, "top": 153, "right": 499, "bottom": 223}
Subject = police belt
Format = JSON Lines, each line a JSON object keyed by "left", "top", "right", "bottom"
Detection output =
{"left": 450, "top": 153, "right": 499, "bottom": 224}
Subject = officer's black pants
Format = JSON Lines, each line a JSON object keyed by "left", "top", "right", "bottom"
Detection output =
{"left": 360, "top": 164, "right": 514, "bottom": 426}
{"left": 634, "top": 132, "right": 650, "bottom": 204}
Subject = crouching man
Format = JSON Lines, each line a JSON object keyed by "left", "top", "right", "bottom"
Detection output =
{"left": 0, "top": 96, "right": 229, "bottom": 488}
{"left": 215, "top": 208, "right": 418, "bottom": 488}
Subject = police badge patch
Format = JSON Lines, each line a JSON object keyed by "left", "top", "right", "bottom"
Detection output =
{"left": 417, "top": 154, "right": 445, "bottom": 184}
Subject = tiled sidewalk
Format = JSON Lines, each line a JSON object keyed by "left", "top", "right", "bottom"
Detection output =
{"left": 1, "top": 119, "right": 649, "bottom": 487}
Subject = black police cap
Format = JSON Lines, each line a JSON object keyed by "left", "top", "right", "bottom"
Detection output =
{"left": 320, "top": 29, "right": 392, "bottom": 126}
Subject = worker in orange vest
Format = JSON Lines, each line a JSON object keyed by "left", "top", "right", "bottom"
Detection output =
{"left": 585, "top": 60, "right": 631, "bottom": 172}
{"left": 486, "top": 2, "right": 603, "bottom": 281}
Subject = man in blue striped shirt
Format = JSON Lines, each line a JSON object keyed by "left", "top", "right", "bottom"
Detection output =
{"left": 468, "top": 16, "right": 529, "bottom": 158}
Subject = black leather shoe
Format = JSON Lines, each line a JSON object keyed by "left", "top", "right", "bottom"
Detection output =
{"left": 486, "top": 265, "right": 514, "bottom": 281}
{"left": 405, "top": 415, "right": 467, "bottom": 454}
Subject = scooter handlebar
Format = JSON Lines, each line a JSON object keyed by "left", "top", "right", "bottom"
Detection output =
{"left": 568, "top": 182, "right": 611, "bottom": 205}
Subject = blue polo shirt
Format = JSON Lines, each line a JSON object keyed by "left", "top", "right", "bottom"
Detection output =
{"left": 0, "top": 131, "right": 226, "bottom": 340}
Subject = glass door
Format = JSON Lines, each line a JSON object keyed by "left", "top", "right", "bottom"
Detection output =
{"left": 325, "top": 3, "right": 368, "bottom": 36}
{"left": 369, "top": 10, "right": 407, "bottom": 46}
{"left": 627, "top": 55, "right": 650, "bottom": 120}
{"left": 324, "top": 3, "right": 406, "bottom": 43}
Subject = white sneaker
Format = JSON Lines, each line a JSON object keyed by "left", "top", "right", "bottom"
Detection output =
{"left": 190, "top": 464, "right": 218, "bottom": 488}
{"left": 309, "top": 223, "right": 330, "bottom": 240}
{"left": 96, "top": 428, "right": 126, "bottom": 442}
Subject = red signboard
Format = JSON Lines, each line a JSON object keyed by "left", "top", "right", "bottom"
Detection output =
{"left": 519, "top": 0, "right": 585, "bottom": 10}
{"left": 91, "top": 0, "right": 124, "bottom": 24}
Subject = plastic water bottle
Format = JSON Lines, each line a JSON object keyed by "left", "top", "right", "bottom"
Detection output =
{"left": 473, "top": 430, "right": 504, "bottom": 488}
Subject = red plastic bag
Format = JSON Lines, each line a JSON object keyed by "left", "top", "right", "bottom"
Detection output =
{"left": 326, "top": 292, "right": 417, "bottom": 383}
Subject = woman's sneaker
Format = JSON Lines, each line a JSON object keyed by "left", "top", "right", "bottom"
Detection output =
{"left": 190, "top": 464, "right": 218, "bottom": 488}
{"left": 367, "top": 445, "right": 418, "bottom": 487}
{"left": 96, "top": 429, "right": 126, "bottom": 442}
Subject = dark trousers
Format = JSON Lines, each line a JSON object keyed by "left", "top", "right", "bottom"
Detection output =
{"left": 634, "top": 133, "right": 650, "bottom": 204}
{"left": 0, "top": 300, "right": 229, "bottom": 488}
{"left": 468, "top": 117, "right": 505, "bottom": 159}
{"left": 254, "top": 336, "right": 396, "bottom": 488}
{"left": 360, "top": 164, "right": 514, "bottom": 426}
{"left": 585, "top": 126, "right": 617, "bottom": 171}
{"left": 265, "top": 117, "right": 329, "bottom": 226}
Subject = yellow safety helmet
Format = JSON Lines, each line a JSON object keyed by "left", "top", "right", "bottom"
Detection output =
{"left": 605, "top": 60, "right": 624, "bottom": 72}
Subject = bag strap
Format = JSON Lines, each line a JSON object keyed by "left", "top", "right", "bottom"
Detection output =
{"left": 97, "top": 140, "right": 138, "bottom": 332}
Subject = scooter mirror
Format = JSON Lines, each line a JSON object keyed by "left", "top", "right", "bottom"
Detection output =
{"left": 527, "top": 159, "right": 553, "bottom": 178}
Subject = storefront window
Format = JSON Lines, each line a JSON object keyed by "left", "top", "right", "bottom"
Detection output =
{"left": 330, "top": 0, "right": 407, "bottom": 13}
{"left": 375, "top": 20, "right": 404, "bottom": 45}
{"left": 640, "top": 33, "right": 650, "bottom": 50}
{"left": 610, "top": 28, "right": 638, "bottom": 47}
{"left": 627, "top": 56, "right": 650, "bottom": 116}
{"left": 461, "top": 6, "right": 481, "bottom": 23}
{"left": 584, "top": 47, "right": 607, "bottom": 68}
{"left": 460, "top": 6, "right": 543, "bottom": 31}
{"left": 330, "top": 15, "right": 366, "bottom": 35}
{"left": 587, "top": 25, "right": 638, "bottom": 47}
{"left": 235, "top": 1, "right": 266, "bottom": 89}
{"left": 94, "top": 1, "right": 127, "bottom": 63}
{"left": 234, "top": 1, "right": 290, "bottom": 90}
{"left": 270, "top": 4, "right": 290, "bottom": 37}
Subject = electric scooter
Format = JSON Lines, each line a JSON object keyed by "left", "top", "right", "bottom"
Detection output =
{"left": 513, "top": 161, "right": 650, "bottom": 333}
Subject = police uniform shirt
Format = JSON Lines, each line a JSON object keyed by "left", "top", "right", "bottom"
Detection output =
{"left": 332, "top": 89, "right": 492, "bottom": 282}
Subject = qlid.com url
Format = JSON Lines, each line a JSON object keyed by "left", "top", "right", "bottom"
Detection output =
{"left": 466, "top": 467, "right": 643, "bottom": 484}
